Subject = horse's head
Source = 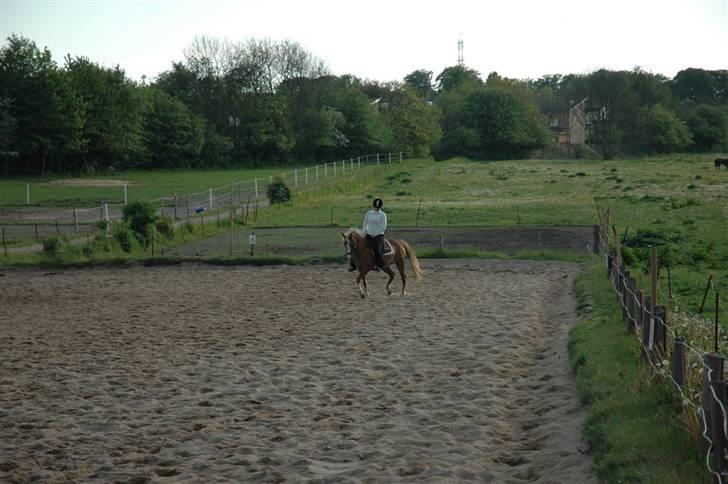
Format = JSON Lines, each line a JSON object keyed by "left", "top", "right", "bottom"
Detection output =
{"left": 342, "top": 229, "right": 361, "bottom": 256}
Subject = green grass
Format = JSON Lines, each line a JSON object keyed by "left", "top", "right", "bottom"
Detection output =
{"left": 0, "top": 160, "right": 389, "bottom": 207}
{"left": 570, "top": 258, "right": 710, "bottom": 483}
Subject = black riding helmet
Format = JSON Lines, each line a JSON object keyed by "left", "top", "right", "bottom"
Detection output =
{"left": 373, "top": 198, "right": 383, "bottom": 209}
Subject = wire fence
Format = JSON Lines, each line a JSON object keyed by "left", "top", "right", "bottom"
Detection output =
{"left": 596, "top": 209, "right": 727, "bottom": 483}
{"left": 0, "top": 152, "right": 408, "bottom": 248}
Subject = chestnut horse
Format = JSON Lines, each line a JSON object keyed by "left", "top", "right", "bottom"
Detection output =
{"left": 342, "top": 229, "right": 423, "bottom": 298}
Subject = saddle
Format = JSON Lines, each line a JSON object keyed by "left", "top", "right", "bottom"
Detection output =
{"left": 382, "top": 239, "right": 395, "bottom": 256}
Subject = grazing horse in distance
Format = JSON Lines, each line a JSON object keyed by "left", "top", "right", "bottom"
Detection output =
{"left": 715, "top": 158, "right": 728, "bottom": 170}
{"left": 342, "top": 229, "right": 423, "bottom": 298}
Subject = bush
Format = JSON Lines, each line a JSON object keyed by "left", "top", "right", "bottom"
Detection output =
{"left": 155, "top": 214, "right": 175, "bottom": 240}
{"left": 112, "top": 222, "right": 140, "bottom": 253}
{"left": 42, "top": 236, "right": 69, "bottom": 256}
{"left": 122, "top": 201, "right": 158, "bottom": 245}
{"left": 267, "top": 177, "right": 291, "bottom": 205}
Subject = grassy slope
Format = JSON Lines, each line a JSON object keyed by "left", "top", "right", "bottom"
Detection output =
{"left": 571, "top": 258, "right": 710, "bottom": 483}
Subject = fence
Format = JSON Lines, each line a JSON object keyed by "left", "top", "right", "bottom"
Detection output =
{"left": 1, "top": 152, "right": 408, "bottom": 247}
{"left": 596, "top": 208, "right": 727, "bottom": 483}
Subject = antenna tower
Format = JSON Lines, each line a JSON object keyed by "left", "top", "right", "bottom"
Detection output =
{"left": 457, "top": 36, "right": 464, "bottom": 66}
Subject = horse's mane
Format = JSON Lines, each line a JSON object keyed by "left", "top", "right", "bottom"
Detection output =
{"left": 344, "top": 228, "right": 363, "bottom": 239}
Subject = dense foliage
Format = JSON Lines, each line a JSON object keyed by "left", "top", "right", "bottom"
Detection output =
{"left": 1, "top": 33, "right": 726, "bottom": 175}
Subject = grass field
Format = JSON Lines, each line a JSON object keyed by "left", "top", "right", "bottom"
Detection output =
{"left": 0, "top": 157, "right": 391, "bottom": 207}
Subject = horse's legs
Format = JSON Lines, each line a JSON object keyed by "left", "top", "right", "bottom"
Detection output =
{"left": 356, "top": 273, "right": 367, "bottom": 298}
{"left": 382, "top": 265, "right": 395, "bottom": 295}
{"left": 396, "top": 256, "right": 408, "bottom": 296}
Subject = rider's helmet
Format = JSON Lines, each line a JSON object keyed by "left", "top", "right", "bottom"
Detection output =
{"left": 373, "top": 198, "right": 383, "bottom": 209}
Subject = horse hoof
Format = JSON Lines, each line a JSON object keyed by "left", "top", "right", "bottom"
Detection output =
{"left": 360, "top": 293, "right": 366, "bottom": 299}
{"left": 386, "top": 288, "right": 392, "bottom": 295}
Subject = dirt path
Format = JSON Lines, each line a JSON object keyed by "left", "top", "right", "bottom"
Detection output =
{"left": 0, "top": 260, "right": 594, "bottom": 483}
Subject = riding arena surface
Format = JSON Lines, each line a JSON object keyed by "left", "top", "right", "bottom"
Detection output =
{"left": 0, "top": 260, "right": 594, "bottom": 483}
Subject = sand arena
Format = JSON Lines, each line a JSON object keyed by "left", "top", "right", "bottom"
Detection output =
{"left": 0, "top": 260, "right": 594, "bottom": 483}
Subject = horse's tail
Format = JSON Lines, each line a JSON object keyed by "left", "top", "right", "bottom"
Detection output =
{"left": 399, "top": 240, "right": 423, "bottom": 282}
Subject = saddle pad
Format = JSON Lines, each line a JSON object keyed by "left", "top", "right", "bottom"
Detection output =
{"left": 382, "top": 239, "right": 395, "bottom": 256}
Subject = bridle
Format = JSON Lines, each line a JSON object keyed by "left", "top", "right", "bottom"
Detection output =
{"left": 344, "top": 234, "right": 356, "bottom": 258}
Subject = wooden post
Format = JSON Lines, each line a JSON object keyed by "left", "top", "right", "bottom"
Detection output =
{"left": 216, "top": 211, "right": 220, "bottom": 227}
{"left": 415, "top": 199, "right": 423, "bottom": 227}
{"left": 151, "top": 227, "right": 155, "bottom": 257}
{"left": 34, "top": 223, "right": 38, "bottom": 240}
{"left": 593, "top": 224, "right": 600, "bottom": 254}
{"left": 710, "top": 380, "right": 728, "bottom": 478}
{"left": 388, "top": 152, "right": 392, "bottom": 164}
{"left": 650, "top": 246, "right": 658, "bottom": 311}
{"left": 654, "top": 305, "right": 667, "bottom": 356}
{"left": 377, "top": 153, "right": 380, "bottom": 167}
{"left": 174, "top": 194, "right": 178, "bottom": 220}
{"left": 26, "top": 184, "right": 30, "bottom": 205}
{"left": 635, "top": 290, "right": 643, "bottom": 335}
{"left": 55, "top": 220, "right": 59, "bottom": 235}
{"left": 621, "top": 269, "right": 630, "bottom": 323}
{"left": 73, "top": 208, "right": 79, "bottom": 234}
{"left": 200, "top": 213, "right": 204, "bottom": 234}
{"left": 642, "top": 296, "right": 652, "bottom": 358}
{"left": 2, "top": 228, "right": 7, "bottom": 257}
{"left": 209, "top": 188, "right": 213, "bottom": 210}
{"left": 186, "top": 194, "right": 190, "bottom": 218}
{"left": 702, "top": 353, "right": 725, "bottom": 461}
{"left": 124, "top": 184, "right": 128, "bottom": 205}
{"left": 330, "top": 207, "right": 334, "bottom": 226}
{"left": 672, "top": 337, "right": 686, "bottom": 404}
{"left": 358, "top": 157, "right": 361, "bottom": 169}
{"left": 607, "top": 253, "right": 613, "bottom": 279}
{"left": 716, "top": 292, "right": 721, "bottom": 354}
{"left": 229, "top": 209, "right": 234, "bottom": 257}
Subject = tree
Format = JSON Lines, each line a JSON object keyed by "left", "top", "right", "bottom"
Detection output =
{"left": 383, "top": 87, "right": 441, "bottom": 157}
{"left": 435, "top": 65, "right": 482, "bottom": 92}
{"left": 141, "top": 88, "right": 205, "bottom": 168}
{"left": 634, "top": 104, "right": 692, "bottom": 153}
{"left": 673, "top": 68, "right": 728, "bottom": 105}
{"left": 682, "top": 104, "right": 728, "bottom": 151}
{"left": 403, "top": 69, "right": 434, "bottom": 99}
{"left": 435, "top": 86, "right": 548, "bottom": 160}
{"left": 65, "top": 56, "right": 144, "bottom": 171}
{"left": 0, "top": 35, "right": 83, "bottom": 174}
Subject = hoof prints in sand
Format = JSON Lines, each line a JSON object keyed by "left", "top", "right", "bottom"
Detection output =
{"left": 0, "top": 260, "right": 594, "bottom": 482}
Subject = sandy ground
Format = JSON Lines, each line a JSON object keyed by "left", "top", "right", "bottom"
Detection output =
{"left": 0, "top": 260, "right": 594, "bottom": 483}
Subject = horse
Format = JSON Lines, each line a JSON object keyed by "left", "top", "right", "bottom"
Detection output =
{"left": 342, "top": 229, "right": 423, "bottom": 298}
{"left": 715, "top": 158, "right": 728, "bottom": 170}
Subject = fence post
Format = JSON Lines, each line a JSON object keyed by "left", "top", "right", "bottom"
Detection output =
{"left": 124, "top": 184, "right": 128, "bottom": 205}
{"left": 209, "top": 188, "right": 213, "bottom": 210}
{"left": 26, "top": 184, "right": 30, "bottom": 205}
{"left": 324, "top": 163, "right": 327, "bottom": 178}
{"left": 388, "top": 152, "right": 391, "bottom": 164}
{"left": 399, "top": 152, "right": 402, "bottom": 163}
{"left": 621, "top": 268, "right": 629, "bottom": 323}
{"left": 653, "top": 305, "right": 667, "bottom": 357}
{"left": 186, "top": 194, "right": 190, "bottom": 218}
{"left": 55, "top": 220, "right": 59, "bottom": 235}
{"left": 634, "top": 290, "right": 643, "bottom": 335}
{"left": 607, "top": 253, "right": 613, "bottom": 279}
{"left": 351, "top": 158, "right": 354, "bottom": 171}
{"left": 174, "top": 194, "right": 178, "bottom": 220}
{"left": 701, "top": 353, "right": 725, "bottom": 462}
{"left": 2, "top": 227, "right": 7, "bottom": 257}
{"left": 642, "top": 296, "right": 652, "bottom": 359}
{"left": 333, "top": 161, "right": 337, "bottom": 176}
{"left": 254, "top": 178, "right": 258, "bottom": 200}
{"left": 73, "top": 208, "right": 79, "bottom": 235}
{"left": 593, "top": 225, "right": 600, "bottom": 254}
{"left": 377, "top": 153, "right": 380, "bottom": 167}
{"left": 672, "top": 337, "right": 686, "bottom": 405}
{"left": 34, "top": 223, "right": 38, "bottom": 241}
{"left": 710, "top": 380, "right": 728, "bottom": 478}
{"left": 295, "top": 169, "right": 298, "bottom": 188}
{"left": 358, "top": 157, "right": 361, "bottom": 169}
{"left": 316, "top": 165, "right": 319, "bottom": 181}
{"left": 305, "top": 167, "right": 308, "bottom": 185}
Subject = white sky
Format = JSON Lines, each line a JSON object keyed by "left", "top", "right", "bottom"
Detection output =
{"left": 1, "top": 0, "right": 726, "bottom": 83}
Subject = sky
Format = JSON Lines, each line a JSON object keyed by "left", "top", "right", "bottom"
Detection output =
{"left": 1, "top": 0, "right": 726, "bottom": 83}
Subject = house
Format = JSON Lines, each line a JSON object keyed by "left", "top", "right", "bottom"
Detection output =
{"left": 542, "top": 98, "right": 588, "bottom": 146}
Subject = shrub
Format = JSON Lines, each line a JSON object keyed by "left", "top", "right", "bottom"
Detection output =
{"left": 122, "top": 201, "right": 158, "bottom": 245}
{"left": 112, "top": 222, "right": 139, "bottom": 253}
{"left": 42, "top": 236, "right": 68, "bottom": 256}
{"left": 155, "top": 214, "right": 175, "bottom": 240}
{"left": 267, "top": 177, "right": 291, "bottom": 205}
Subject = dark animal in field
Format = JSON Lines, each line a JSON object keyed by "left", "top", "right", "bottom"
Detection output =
{"left": 715, "top": 158, "right": 728, "bottom": 170}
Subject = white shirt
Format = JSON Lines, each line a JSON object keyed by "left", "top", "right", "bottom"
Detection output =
{"left": 363, "top": 209, "right": 387, "bottom": 236}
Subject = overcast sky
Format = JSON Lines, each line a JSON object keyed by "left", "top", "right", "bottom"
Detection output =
{"left": 1, "top": 0, "right": 726, "bottom": 83}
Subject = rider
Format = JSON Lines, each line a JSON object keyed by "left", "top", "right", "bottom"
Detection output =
{"left": 360, "top": 197, "right": 387, "bottom": 272}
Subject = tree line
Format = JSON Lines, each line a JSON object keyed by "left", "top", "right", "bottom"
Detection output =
{"left": 1, "top": 34, "right": 726, "bottom": 176}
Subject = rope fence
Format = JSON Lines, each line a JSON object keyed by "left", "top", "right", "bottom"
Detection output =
{"left": 596, "top": 207, "right": 727, "bottom": 483}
